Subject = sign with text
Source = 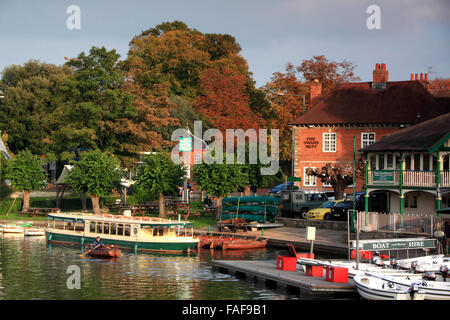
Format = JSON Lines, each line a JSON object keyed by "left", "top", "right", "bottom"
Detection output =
{"left": 179, "top": 137, "right": 192, "bottom": 152}
{"left": 372, "top": 170, "right": 394, "bottom": 184}
{"left": 303, "top": 137, "right": 319, "bottom": 149}
{"left": 352, "top": 238, "right": 436, "bottom": 251}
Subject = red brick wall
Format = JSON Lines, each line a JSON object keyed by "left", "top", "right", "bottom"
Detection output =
{"left": 293, "top": 126, "right": 400, "bottom": 193}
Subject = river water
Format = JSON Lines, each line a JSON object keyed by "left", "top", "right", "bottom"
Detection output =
{"left": 0, "top": 234, "right": 328, "bottom": 300}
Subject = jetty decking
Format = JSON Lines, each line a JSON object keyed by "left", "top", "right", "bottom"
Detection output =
{"left": 211, "top": 259, "right": 358, "bottom": 299}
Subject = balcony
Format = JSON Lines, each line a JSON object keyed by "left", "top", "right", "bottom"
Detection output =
{"left": 368, "top": 170, "right": 450, "bottom": 188}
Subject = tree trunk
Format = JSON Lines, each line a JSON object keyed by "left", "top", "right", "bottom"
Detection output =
{"left": 158, "top": 193, "right": 166, "bottom": 218}
{"left": 91, "top": 195, "right": 101, "bottom": 215}
{"left": 215, "top": 196, "right": 223, "bottom": 219}
{"left": 22, "top": 190, "right": 30, "bottom": 211}
{"left": 334, "top": 181, "right": 346, "bottom": 200}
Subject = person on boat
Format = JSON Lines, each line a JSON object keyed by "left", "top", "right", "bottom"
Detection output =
{"left": 93, "top": 236, "right": 104, "bottom": 250}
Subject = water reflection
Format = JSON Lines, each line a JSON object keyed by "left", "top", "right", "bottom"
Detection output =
{"left": 0, "top": 234, "right": 296, "bottom": 300}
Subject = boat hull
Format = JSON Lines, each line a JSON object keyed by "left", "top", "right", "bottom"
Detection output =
{"left": 87, "top": 246, "right": 122, "bottom": 258}
{"left": 46, "top": 231, "right": 199, "bottom": 253}
{"left": 354, "top": 275, "right": 425, "bottom": 300}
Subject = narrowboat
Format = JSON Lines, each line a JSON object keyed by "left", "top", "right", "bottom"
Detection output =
{"left": 45, "top": 212, "right": 199, "bottom": 253}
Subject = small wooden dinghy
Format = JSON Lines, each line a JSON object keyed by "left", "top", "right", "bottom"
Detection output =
{"left": 221, "top": 239, "right": 268, "bottom": 250}
{"left": 87, "top": 245, "right": 122, "bottom": 258}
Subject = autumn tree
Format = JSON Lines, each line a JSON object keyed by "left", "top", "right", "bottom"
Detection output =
{"left": 296, "top": 55, "right": 360, "bottom": 96}
{"left": 125, "top": 21, "right": 266, "bottom": 135}
{"left": 195, "top": 67, "right": 263, "bottom": 134}
{"left": 262, "top": 63, "right": 308, "bottom": 162}
{"left": 306, "top": 162, "right": 364, "bottom": 200}
{"left": 5, "top": 149, "right": 47, "bottom": 211}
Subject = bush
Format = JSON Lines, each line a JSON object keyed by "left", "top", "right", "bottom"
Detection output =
{"left": 0, "top": 184, "right": 13, "bottom": 200}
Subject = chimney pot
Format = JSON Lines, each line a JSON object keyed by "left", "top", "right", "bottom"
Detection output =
{"left": 375, "top": 63, "right": 380, "bottom": 70}
{"left": 420, "top": 73, "right": 423, "bottom": 81}
{"left": 415, "top": 74, "right": 418, "bottom": 80}
{"left": 410, "top": 74, "right": 414, "bottom": 81}
{"left": 381, "top": 63, "right": 386, "bottom": 70}
{"left": 425, "top": 73, "right": 428, "bottom": 81}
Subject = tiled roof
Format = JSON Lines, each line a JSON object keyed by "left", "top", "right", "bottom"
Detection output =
{"left": 290, "top": 81, "right": 450, "bottom": 126}
{"left": 360, "top": 112, "right": 450, "bottom": 153}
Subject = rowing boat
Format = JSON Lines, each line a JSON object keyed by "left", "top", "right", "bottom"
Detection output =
{"left": 87, "top": 245, "right": 122, "bottom": 258}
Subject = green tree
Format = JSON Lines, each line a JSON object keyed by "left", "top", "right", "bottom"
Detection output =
{"left": 55, "top": 46, "right": 146, "bottom": 167}
{"left": 135, "top": 153, "right": 186, "bottom": 217}
{"left": 193, "top": 154, "right": 248, "bottom": 218}
{"left": 67, "top": 150, "right": 124, "bottom": 214}
{"left": 0, "top": 60, "right": 72, "bottom": 156}
{"left": 5, "top": 149, "right": 47, "bottom": 210}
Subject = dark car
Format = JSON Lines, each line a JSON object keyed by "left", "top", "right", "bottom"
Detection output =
{"left": 330, "top": 201, "right": 355, "bottom": 221}
{"left": 331, "top": 191, "right": 388, "bottom": 220}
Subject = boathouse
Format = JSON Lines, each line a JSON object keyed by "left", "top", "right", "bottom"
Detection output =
{"left": 360, "top": 112, "right": 450, "bottom": 218}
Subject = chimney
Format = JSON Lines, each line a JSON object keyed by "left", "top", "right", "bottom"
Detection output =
{"left": 372, "top": 63, "right": 388, "bottom": 83}
{"left": 310, "top": 79, "right": 322, "bottom": 103}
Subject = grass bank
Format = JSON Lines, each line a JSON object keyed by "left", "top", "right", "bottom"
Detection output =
{"left": 0, "top": 196, "right": 218, "bottom": 229}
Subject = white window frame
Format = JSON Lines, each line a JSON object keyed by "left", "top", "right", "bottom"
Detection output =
{"left": 323, "top": 133, "right": 337, "bottom": 152}
{"left": 303, "top": 167, "right": 317, "bottom": 187}
{"left": 361, "top": 132, "right": 376, "bottom": 148}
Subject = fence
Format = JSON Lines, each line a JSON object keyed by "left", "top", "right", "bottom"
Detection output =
{"left": 356, "top": 211, "right": 442, "bottom": 237}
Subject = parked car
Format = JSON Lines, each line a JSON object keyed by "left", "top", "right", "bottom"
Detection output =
{"left": 269, "top": 182, "right": 298, "bottom": 195}
{"left": 330, "top": 200, "right": 355, "bottom": 221}
{"left": 306, "top": 200, "right": 344, "bottom": 220}
{"left": 330, "top": 191, "right": 389, "bottom": 221}
{"left": 280, "top": 190, "right": 329, "bottom": 218}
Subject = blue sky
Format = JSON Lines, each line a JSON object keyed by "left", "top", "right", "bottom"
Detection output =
{"left": 0, "top": 0, "right": 449, "bottom": 87}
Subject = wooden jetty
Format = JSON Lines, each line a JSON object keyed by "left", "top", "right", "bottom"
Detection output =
{"left": 211, "top": 259, "right": 358, "bottom": 299}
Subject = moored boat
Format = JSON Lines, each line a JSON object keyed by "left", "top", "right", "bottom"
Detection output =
{"left": 221, "top": 239, "right": 267, "bottom": 250}
{"left": 358, "top": 272, "right": 450, "bottom": 300}
{"left": 24, "top": 227, "right": 45, "bottom": 236}
{"left": 45, "top": 212, "right": 199, "bottom": 253}
{"left": 354, "top": 273, "right": 425, "bottom": 300}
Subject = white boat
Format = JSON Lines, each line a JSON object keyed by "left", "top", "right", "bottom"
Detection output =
{"left": 2, "top": 224, "right": 25, "bottom": 234}
{"left": 361, "top": 272, "right": 450, "bottom": 300}
{"left": 24, "top": 227, "right": 45, "bottom": 236}
{"left": 354, "top": 273, "right": 425, "bottom": 300}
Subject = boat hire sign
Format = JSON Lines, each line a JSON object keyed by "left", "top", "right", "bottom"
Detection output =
{"left": 372, "top": 170, "right": 394, "bottom": 184}
{"left": 353, "top": 238, "right": 436, "bottom": 251}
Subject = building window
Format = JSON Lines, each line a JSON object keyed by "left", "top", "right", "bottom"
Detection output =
{"left": 361, "top": 132, "right": 376, "bottom": 148}
{"left": 323, "top": 133, "right": 336, "bottom": 152}
{"left": 304, "top": 167, "right": 316, "bottom": 187}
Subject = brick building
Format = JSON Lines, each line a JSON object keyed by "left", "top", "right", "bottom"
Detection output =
{"left": 290, "top": 63, "right": 450, "bottom": 197}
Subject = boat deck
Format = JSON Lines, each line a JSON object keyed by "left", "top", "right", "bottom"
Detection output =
{"left": 211, "top": 259, "right": 358, "bottom": 299}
